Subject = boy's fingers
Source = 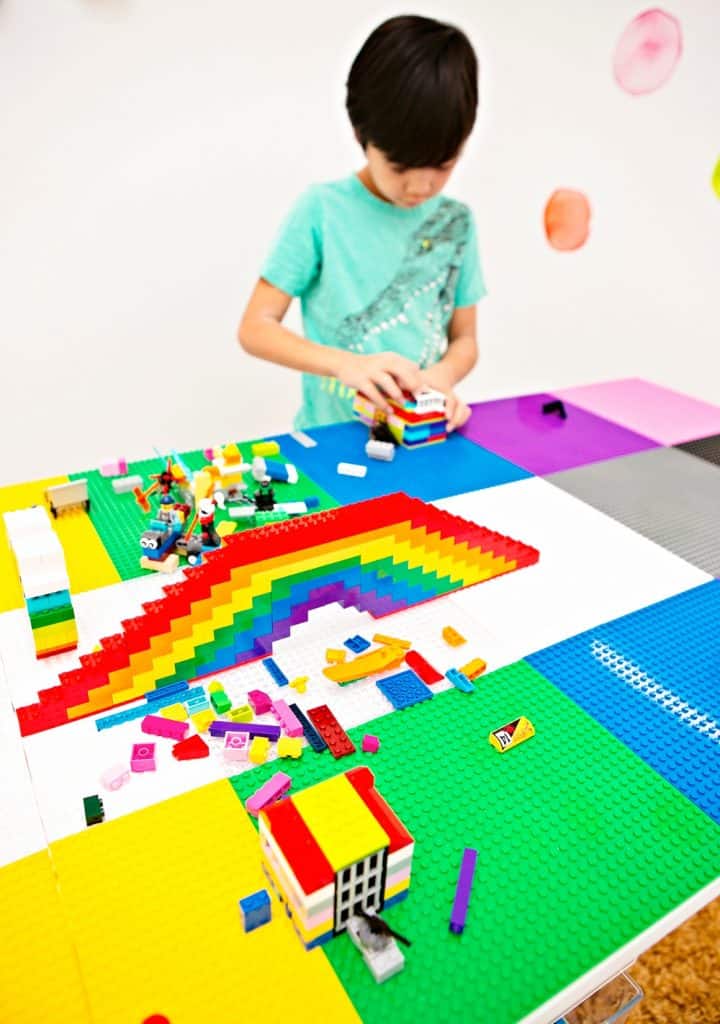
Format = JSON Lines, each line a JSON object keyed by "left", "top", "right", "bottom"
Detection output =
{"left": 362, "top": 380, "right": 390, "bottom": 412}
{"left": 374, "top": 371, "right": 403, "bottom": 402}
{"left": 387, "top": 358, "right": 421, "bottom": 393}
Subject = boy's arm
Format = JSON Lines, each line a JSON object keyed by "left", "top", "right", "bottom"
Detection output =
{"left": 238, "top": 278, "right": 423, "bottom": 411}
{"left": 419, "top": 305, "right": 479, "bottom": 429}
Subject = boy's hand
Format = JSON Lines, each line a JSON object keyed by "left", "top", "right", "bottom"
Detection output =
{"left": 336, "top": 352, "right": 422, "bottom": 412}
{"left": 417, "top": 367, "right": 471, "bottom": 432}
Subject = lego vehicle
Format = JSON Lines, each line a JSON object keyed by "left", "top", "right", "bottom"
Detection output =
{"left": 346, "top": 913, "right": 406, "bottom": 983}
{"left": 46, "top": 479, "right": 90, "bottom": 517}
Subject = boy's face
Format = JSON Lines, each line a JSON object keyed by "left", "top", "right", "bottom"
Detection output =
{"left": 364, "top": 143, "right": 459, "bottom": 208}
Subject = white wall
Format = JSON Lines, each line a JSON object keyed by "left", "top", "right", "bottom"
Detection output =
{"left": 2, "top": 0, "right": 719, "bottom": 485}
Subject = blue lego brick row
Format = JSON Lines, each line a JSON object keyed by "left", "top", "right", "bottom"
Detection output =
{"left": 26, "top": 590, "right": 72, "bottom": 614}
{"left": 446, "top": 668, "right": 475, "bottom": 693}
{"left": 376, "top": 669, "right": 434, "bottom": 710}
{"left": 288, "top": 702, "right": 328, "bottom": 752}
{"left": 528, "top": 580, "right": 720, "bottom": 825}
{"left": 95, "top": 686, "right": 203, "bottom": 731}
{"left": 145, "top": 680, "right": 189, "bottom": 702}
{"left": 238, "top": 888, "right": 272, "bottom": 932}
{"left": 344, "top": 634, "right": 371, "bottom": 653}
{"left": 262, "top": 657, "right": 289, "bottom": 687}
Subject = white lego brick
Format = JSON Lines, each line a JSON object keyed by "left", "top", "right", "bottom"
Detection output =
{"left": 337, "top": 462, "right": 367, "bottom": 478}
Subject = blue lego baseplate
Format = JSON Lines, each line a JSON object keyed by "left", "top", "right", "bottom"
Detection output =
{"left": 528, "top": 580, "right": 720, "bottom": 824}
{"left": 376, "top": 668, "right": 434, "bottom": 710}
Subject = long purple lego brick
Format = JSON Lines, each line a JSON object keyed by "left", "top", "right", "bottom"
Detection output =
{"left": 208, "top": 720, "right": 281, "bottom": 740}
{"left": 449, "top": 847, "right": 478, "bottom": 934}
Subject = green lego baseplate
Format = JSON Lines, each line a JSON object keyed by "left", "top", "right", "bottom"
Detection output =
{"left": 70, "top": 441, "right": 339, "bottom": 581}
{"left": 230, "top": 660, "right": 720, "bottom": 1024}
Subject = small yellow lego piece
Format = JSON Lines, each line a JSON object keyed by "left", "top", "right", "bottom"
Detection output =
{"left": 277, "top": 736, "right": 303, "bottom": 759}
{"left": 191, "top": 709, "right": 215, "bottom": 733}
{"left": 459, "top": 657, "right": 487, "bottom": 680}
{"left": 161, "top": 703, "right": 188, "bottom": 722}
{"left": 252, "top": 441, "right": 280, "bottom": 457}
{"left": 249, "top": 736, "right": 270, "bottom": 764}
{"left": 208, "top": 680, "right": 223, "bottom": 693}
{"left": 289, "top": 676, "right": 309, "bottom": 693}
{"left": 372, "top": 633, "right": 412, "bottom": 650}
{"left": 325, "top": 648, "right": 347, "bottom": 664}
{"left": 442, "top": 626, "right": 466, "bottom": 647}
{"left": 488, "top": 716, "right": 535, "bottom": 753}
{"left": 228, "top": 704, "right": 254, "bottom": 723}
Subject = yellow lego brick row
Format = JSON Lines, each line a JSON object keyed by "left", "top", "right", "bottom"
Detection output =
{"left": 323, "top": 644, "right": 406, "bottom": 684}
{"left": 0, "top": 850, "right": 93, "bottom": 1024}
{"left": 293, "top": 774, "right": 389, "bottom": 872}
{"left": 33, "top": 619, "right": 78, "bottom": 650}
{"left": 48, "top": 781, "right": 360, "bottom": 1024}
{"left": 372, "top": 633, "right": 411, "bottom": 649}
{"left": 384, "top": 875, "right": 411, "bottom": 903}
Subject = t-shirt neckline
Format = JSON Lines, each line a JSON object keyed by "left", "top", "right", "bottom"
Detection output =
{"left": 350, "top": 173, "right": 439, "bottom": 218}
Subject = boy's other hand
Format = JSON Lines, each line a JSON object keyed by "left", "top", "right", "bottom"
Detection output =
{"left": 417, "top": 367, "right": 471, "bottom": 432}
{"left": 336, "top": 352, "right": 422, "bottom": 412}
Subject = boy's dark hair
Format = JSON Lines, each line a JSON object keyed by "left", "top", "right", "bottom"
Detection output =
{"left": 346, "top": 15, "right": 478, "bottom": 169}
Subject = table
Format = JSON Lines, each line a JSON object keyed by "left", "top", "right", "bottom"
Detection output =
{"left": 1, "top": 378, "right": 719, "bottom": 1024}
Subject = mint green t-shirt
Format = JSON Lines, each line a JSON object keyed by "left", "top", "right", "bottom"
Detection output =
{"left": 261, "top": 174, "right": 486, "bottom": 430}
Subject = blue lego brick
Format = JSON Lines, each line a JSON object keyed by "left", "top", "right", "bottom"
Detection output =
{"left": 377, "top": 669, "right": 434, "bottom": 710}
{"left": 26, "top": 590, "right": 72, "bottom": 614}
{"left": 344, "top": 634, "right": 371, "bottom": 653}
{"left": 238, "top": 888, "right": 272, "bottom": 932}
{"left": 288, "top": 702, "right": 327, "bottom": 752}
{"left": 95, "top": 686, "right": 202, "bottom": 731}
{"left": 262, "top": 657, "right": 289, "bottom": 687}
{"left": 145, "top": 681, "right": 189, "bottom": 702}
{"left": 528, "top": 580, "right": 720, "bottom": 825}
{"left": 446, "top": 668, "right": 475, "bottom": 693}
{"left": 272, "top": 421, "right": 531, "bottom": 504}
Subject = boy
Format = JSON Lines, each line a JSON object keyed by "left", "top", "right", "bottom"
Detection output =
{"left": 238, "top": 15, "right": 485, "bottom": 433}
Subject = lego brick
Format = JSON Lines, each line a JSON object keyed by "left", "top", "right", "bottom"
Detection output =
{"left": 238, "top": 889, "right": 272, "bottom": 932}
{"left": 83, "top": 794, "right": 105, "bottom": 827}
{"left": 345, "top": 634, "right": 371, "bottom": 653}
{"left": 307, "top": 705, "right": 356, "bottom": 758}
{"left": 404, "top": 650, "right": 443, "bottom": 685}
{"left": 172, "top": 734, "right": 209, "bottom": 760}
{"left": 292, "top": 774, "right": 389, "bottom": 872}
{"left": 208, "top": 721, "right": 281, "bottom": 741}
{"left": 376, "top": 669, "right": 433, "bottom": 710}
{"left": 445, "top": 668, "right": 475, "bottom": 693}
{"left": 246, "top": 771, "right": 293, "bottom": 817}
{"left": 262, "top": 657, "right": 289, "bottom": 687}
{"left": 449, "top": 847, "right": 478, "bottom": 934}
{"left": 130, "top": 742, "right": 156, "bottom": 772}
{"left": 289, "top": 703, "right": 327, "bottom": 753}
{"left": 270, "top": 699, "right": 304, "bottom": 738}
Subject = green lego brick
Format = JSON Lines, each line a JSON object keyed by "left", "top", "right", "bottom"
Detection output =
{"left": 28, "top": 603, "right": 75, "bottom": 629}
{"left": 70, "top": 441, "right": 339, "bottom": 583}
{"left": 229, "top": 662, "right": 720, "bottom": 1024}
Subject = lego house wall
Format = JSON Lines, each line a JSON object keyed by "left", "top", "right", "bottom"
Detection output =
{"left": 2, "top": 0, "right": 720, "bottom": 485}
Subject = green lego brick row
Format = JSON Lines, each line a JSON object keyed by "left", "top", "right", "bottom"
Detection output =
{"left": 70, "top": 441, "right": 339, "bottom": 583}
{"left": 28, "top": 603, "right": 75, "bottom": 629}
{"left": 228, "top": 661, "right": 720, "bottom": 1024}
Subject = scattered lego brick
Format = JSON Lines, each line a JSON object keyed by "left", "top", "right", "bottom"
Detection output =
{"left": 289, "top": 675, "right": 308, "bottom": 693}
{"left": 130, "top": 742, "right": 156, "bottom": 772}
{"left": 307, "top": 705, "right": 356, "bottom": 758}
{"left": 404, "top": 650, "right": 443, "bottom": 685}
{"left": 376, "top": 669, "right": 434, "bottom": 710}
{"left": 100, "top": 456, "right": 128, "bottom": 477}
{"left": 190, "top": 709, "right": 215, "bottom": 733}
{"left": 345, "top": 634, "right": 371, "bottom": 653}
{"left": 248, "top": 689, "right": 273, "bottom": 715}
{"left": 289, "top": 430, "right": 317, "bottom": 447}
{"left": 228, "top": 704, "right": 253, "bottom": 722}
{"left": 112, "top": 474, "right": 144, "bottom": 494}
{"left": 83, "top": 794, "right": 105, "bottom": 826}
{"left": 209, "top": 721, "right": 281, "bottom": 741}
{"left": 271, "top": 699, "right": 304, "bottom": 738}
{"left": 210, "top": 688, "right": 232, "bottom": 714}
{"left": 449, "top": 847, "right": 478, "bottom": 935}
{"left": 251, "top": 441, "right": 280, "bottom": 457}
{"left": 246, "top": 771, "right": 293, "bottom": 816}
{"left": 442, "top": 626, "right": 467, "bottom": 647}
{"left": 324, "top": 644, "right": 406, "bottom": 684}
{"left": 101, "top": 763, "right": 130, "bottom": 791}
{"left": 373, "top": 633, "right": 412, "bottom": 650}
{"left": 337, "top": 462, "right": 367, "bottom": 478}
{"left": 262, "top": 657, "right": 289, "bottom": 687}
{"left": 141, "top": 714, "right": 188, "bottom": 741}
{"left": 289, "top": 703, "right": 327, "bottom": 753}
{"left": 445, "top": 668, "right": 475, "bottom": 694}
{"left": 160, "top": 703, "right": 188, "bottom": 722}
{"left": 362, "top": 734, "right": 380, "bottom": 753}
{"left": 488, "top": 717, "right": 535, "bottom": 753}
{"left": 238, "top": 889, "right": 272, "bottom": 932}
{"left": 325, "top": 648, "right": 347, "bottom": 664}
{"left": 459, "top": 657, "right": 487, "bottom": 680}
{"left": 365, "top": 439, "right": 395, "bottom": 461}
{"left": 277, "top": 736, "right": 303, "bottom": 759}
{"left": 249, "top": 736, "right": 271, "bottom": 764}
{"left": 172, "top": 734, "right": 210, "bottom": 760}
{"left": 223, "top": 732, "right": 248, "bottom": 762}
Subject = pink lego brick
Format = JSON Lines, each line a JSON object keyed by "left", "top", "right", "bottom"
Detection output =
{"left": 100, "top": 457, "right": 128, "bottom": 477}
{"left": 223, "top": 732, "right": 249, "bottom": 762}
{"left": 101, "top": 762, "right": 131, "bottom": 791}
{"left": 141, "top": 714, "right": 189, "bottom": 741}
{"left": 270, "top": 699, "right": 304, "bottom": 738}
{"left": 245, "top": 771, "right": 292, "bottom": 817}
{"left": 248, "top": 689, "right": 273, "bottom": 715}
{"left": 362, "top": 734, "right": 381, "bottom": 753}
{"left": 130, "top": 742, "right": 156, "bottom": 772}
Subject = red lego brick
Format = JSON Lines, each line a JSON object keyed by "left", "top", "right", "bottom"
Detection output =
{"left": 345, "top": 766, "right": 414, "bottom": 854}
{"left": 261, "top": 794, "right": 334, "bottom": 895}
{"left": 172, "top": 734, "right": 209, "bottom": 760}
{"left": 306, "top": 705, "right": 355, "bottom": 759}
{"left": 405, "top": 650, "right": 443, "bottom": 685}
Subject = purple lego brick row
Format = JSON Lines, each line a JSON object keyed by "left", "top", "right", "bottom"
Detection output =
{"left": 208, "top": 720, "right": 281, "bottom": 741}
{"left": 450, "top": 847, "right": 478, "bottom": 935}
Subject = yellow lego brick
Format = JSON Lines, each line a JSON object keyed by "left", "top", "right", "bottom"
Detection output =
{"left": 191, "top": 710, "right": 215, "bottom": 733}
{"left": 47, "top": 782, "right": 360, "bottom": 1024}
{"left": 325, "top": 648, "right": 347, "bottom": 664}
{"left": 372, "top": 633, "right": 411, "bottom": 650}
{"left": 0, "top": 850, "right": 93, "bottom": 1024}
{"left": 384, "top": 875, "right": 411, "bottom": 903}
{"left": 460, "top": 657, "right": 487, "bottom": 680}
{"left": 251, "top": 440, "right": 280, "bottom": 457}
{"left": 277, "top": 736, "right": 303, "bottom": 759}
{"left": 208, "top": 680, "right": 223, "bottom": 693}
{"left": 33, "top": 618, "right": 78, "bottom": 647}
{"left": 289, "top": 676, "right": 308, "bottom": 693}
{"left": 161, "top": 703, "right": 188, "bottom": 722}
{"left": 489, "top": 715, "right": 535, "bottom": 753}
{"left": 294, "top": 774, "right": 389, "bottom": 872}
{"left": 228, "top": 704, "right": 253, "bottom": 723}
{"left": 249, "top": 736, "right": 270, "bottom": 764}
{"left": 442, "top": 625, "right": 466, "bottom": 647}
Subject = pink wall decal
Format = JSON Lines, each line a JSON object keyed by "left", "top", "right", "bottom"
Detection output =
{"left": 613, "top": 8, "right": 683, "bottom": 95}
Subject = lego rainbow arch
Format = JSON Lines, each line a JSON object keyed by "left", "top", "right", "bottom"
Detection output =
{"left": 16, "top": 492, "right": 539, "bottom": 735}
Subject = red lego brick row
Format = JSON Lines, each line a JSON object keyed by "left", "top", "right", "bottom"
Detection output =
{"left": 306, "top": 705, "right": 356, "bottom": 759}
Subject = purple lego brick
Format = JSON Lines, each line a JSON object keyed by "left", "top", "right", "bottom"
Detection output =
{"left": 208, "top": 720, "right": 281, "bottom": 740}
{"left": 459, "top": 393, "right": 657, "bottom": 475}
{"left": 450, "top": 847, "right": 478, "bottom": 934}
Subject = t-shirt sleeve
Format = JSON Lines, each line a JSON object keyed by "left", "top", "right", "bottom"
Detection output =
{"left": 260, "top": 187, "right": 322, "bottom": 297}
{"left": 454, "top": 208, "right": 487, "bottom": 308}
